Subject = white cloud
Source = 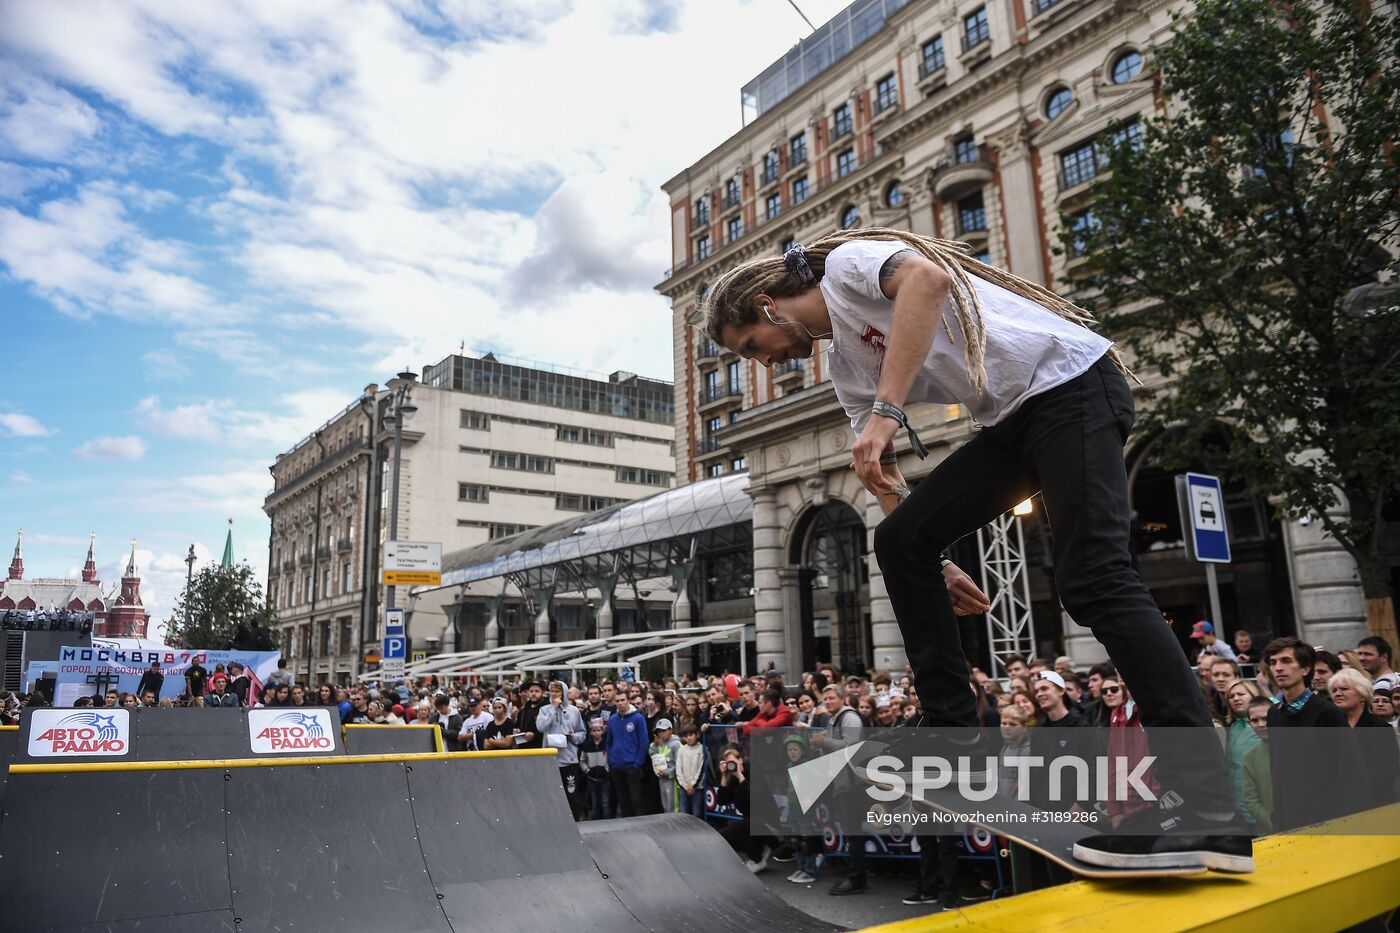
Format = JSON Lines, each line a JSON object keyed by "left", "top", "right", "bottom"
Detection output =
{"left": 0, "top": 68, "right": 100, "bottom": 161}
{"left": 137, "top": 388, "right": 359, "bottom": 450}
{"left": 140, "top": 348, "right": 193, "bottom": 381}
{"left": 7, "top": 469, "right": 36, "bottom": 484}
{"left": 1, "top": 0, "right": 852, "bottom": 379}
{"left": 73, "top": 435, "right": 148, "bottom": 460}
{"left": 0, "top": 411, "right": 57, "bottom": 437}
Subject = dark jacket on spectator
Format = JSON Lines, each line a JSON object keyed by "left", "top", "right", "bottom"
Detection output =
{"left": 516, "top": 699, "right": 545, "bottom": 750}
{"left": 1355, "top": 710, "right": 1400, "bottom": 810}
{"left": 1267, "top": 692, "right": 1367, "bottom": 831}
{"left": 136, "top": 670, "right": 164, "bottom": 698}
{"left": 1028, "top": 707, "right": 1095, "bottom": 810}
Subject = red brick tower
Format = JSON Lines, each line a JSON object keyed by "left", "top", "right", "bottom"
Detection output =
{"left": 106, "top": 540, "right": 149, "bottom": 638}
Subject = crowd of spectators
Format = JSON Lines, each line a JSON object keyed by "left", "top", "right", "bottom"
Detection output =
{"left": 0, "top": 609, "right": 95, "bottom": 632}
{"left": 2, "top": 627, "right": 1396, "bottom": 908}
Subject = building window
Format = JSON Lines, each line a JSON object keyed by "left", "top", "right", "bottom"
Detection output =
{"left": 558, "top": 425, "right": 611, "bottom": 446}
{"left": 460, "top": 410, "right": 489, "bottom": 430}
{"left": 707, "top": 415, "right": 722, "bottom": 435}
{"left": 875, "top": 73, "right": 898, "bottom": 113}
{"left": 765, "top": 192, "right": 782, "bottom": 220}
{"left": 780, "top": 236, "right": 795, "bottom": 254}
{"left": 726, "top": 360, "right": 741, "bottom": 391}
{"left": 1066, "top": 209, "right": 1100, "bottom": 258}
{"left": 884, "top": 180, "right": 904, "bottom": 207}
{"left": 791, "top": 175, "right": 809, "bottom": 204}
{"left": 697, "top": 235, "right": 711, "bottom": 259}
{"left": 489, "top": 523, "right": 534, "bottom": 539}
{"left": 920, "top": 35, "right": 945, "bottom": 77}
{"left": 1112, "top": 49, "right": 1143, "bottom": 84}
{"left": 836, "top": 148, "right": 856, "bottom": 178}
{"left": 957, "top": 191, "right": 987, "bottom": 235}
{"left": 616, "top": 467, "right": 670, "bottom": 486}
{"left": 790, "top": 132, "right": 807, "bottom": 165}
{"left": 458, "top": 483, "right": 489, "bottom": 502}
{"left": 840, "top": 205, "right": 861, "bottom": 229}
{"left": 832, "top": 103, "right": 853, "bottom": 139}
{"left": 1032, "top": 0, "right": 1059, "bottom": 15}
{"left": 1109, "top": 118, "right": 1143, "bottom": 150}
{"left": 694, "top": 197, "right": 709, "bottom": 225}
{"left": 953, "top": 134, "right": 978, "bottom": 164}
{"left": 762, "top": 150, "right": 780, "bottom": 184}
{"left": 726, "top": 216, "right": 743, "bottom": 243}
{"left": 730, "top": 456, "right": 748, "bottom": 472}
{"left": 724, "top": 177, "right": 741, "bottom": 209}
{"left": 490, "top": 451, "right": 553, "bottom": 473}
{"left": 1044, "top": 86, "right": 1072, "bottom": 120}
{"left": 342, "top": 563, "right": 352, "bottom": 593}
{"left": 706, "top": 462, "right": 724, "bottom": 478}
{"left": 963, "top": 7, "right": 989, "bottom": 51}
{"left": 1059, "top": 139, "right": 1099, "bottom": 188}
{"left": 556, "top": 493, "right": 620, "bottom": 511}
{"left": 322, "top": 569, "right": 332, "bottom": 599}
{"left": 973, "top": 249, "right": 992, "bottom": 264}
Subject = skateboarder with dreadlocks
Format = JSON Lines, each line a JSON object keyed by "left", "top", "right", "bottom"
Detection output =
{"left": 702, "top": 227, "right": 1252, "bottom": 873}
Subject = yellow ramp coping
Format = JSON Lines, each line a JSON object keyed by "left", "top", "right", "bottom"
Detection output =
{"left": 859, "top": 804, "right": 1400, "bottom": 933}
{"left": 10, "top": 747, "right": 557, "bottom": 774}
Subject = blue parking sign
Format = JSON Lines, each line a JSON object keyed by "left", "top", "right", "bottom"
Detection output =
{"left": 1186, "top": 472, "right": 1231, "bottom": 563}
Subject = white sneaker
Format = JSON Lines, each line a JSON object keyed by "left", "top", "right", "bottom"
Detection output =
{"left": 786, "top": 870, "right": 805, "bottom": 883}
{"left": 788, "top": 871, "right": 815, "bottom": 884}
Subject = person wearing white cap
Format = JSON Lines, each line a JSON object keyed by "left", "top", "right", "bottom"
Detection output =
{"left": 1027, "top": 671, "right": 1094, "bottom": 811}
{"left": 649, "top": 718, "right": 681, "bottom": 813}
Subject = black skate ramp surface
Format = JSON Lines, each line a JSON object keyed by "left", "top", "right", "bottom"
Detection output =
{"left": 580, "top": 814, "right": 842, "bottom": 933}
{"left": 0, "top": 749, "right": 836, "bottom": 933}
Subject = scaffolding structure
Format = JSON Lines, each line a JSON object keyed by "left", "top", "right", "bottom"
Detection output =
{"left": 976, "top": 509, "right": 1037, "bottom": 675}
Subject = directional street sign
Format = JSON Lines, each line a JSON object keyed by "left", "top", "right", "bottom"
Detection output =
{"left": 1184, "top": 472, "right": 1231, "bottom": 564}
{"left": 383, "top": 541, "right": 442, "bottom": 586}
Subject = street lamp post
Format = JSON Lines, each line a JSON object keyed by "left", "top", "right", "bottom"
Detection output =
{"left": 183, "top": 544, "right": 196, "bottom": 632}
{"left": 382, "top": 370, "right": 419, "bottom": 614}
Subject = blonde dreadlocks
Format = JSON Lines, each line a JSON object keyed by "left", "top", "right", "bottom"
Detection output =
{"left": 700, "top": 226, "right": 1131, "bottom": 394}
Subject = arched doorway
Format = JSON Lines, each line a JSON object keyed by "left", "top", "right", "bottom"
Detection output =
{"left": 791, "top": 501, "right": 870, "bottom": 674}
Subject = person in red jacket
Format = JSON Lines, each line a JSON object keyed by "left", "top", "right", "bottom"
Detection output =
{"left": 742, "top": 688, "right": 795, "bottom": 736}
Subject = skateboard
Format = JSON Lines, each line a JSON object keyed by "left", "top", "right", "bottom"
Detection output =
{"left": 850, "top": 765, "right": 1207, "bottom": 879}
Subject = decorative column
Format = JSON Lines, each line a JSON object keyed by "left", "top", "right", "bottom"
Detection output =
{"left": 670, "top": 562, "right": 698, "bottom": 676}
{"left": 590, "top": 574, "right": 618, "bottom": 641}
{"left": 1281, "top": 503, "right": 1368, "bottom": 651}
{"left": 484, "top": 592, "right": 507, "bottom": 650}
{"left": 865, "top": 499, "right": 907, "bottom": 672}
{"left": 986, "top": 124, "right": 1045, "bottom": 286}
{"left": 778, "top": 566, "right": 805, "bottom": 678}
{"left": 532, "top": 586, "right": 555, "bottom": 644}
{"left": 752, "top": 488, "right": 786, "bottom": 674}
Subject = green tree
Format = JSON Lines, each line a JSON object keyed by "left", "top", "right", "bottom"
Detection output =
{"left": 164, "top": 562, "right": 280, "bottom": 650}
{"left": 1068, "top": 0, "right": 1400, "bottom": 639}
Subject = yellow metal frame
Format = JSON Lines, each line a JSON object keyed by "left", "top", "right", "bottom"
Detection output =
{"left": 0, "top": 725, "right": 16, "bottom": 731}
{"left": 11, "top": 747, "right": 556, "bottom": 775}
{"left": 858, "top": 804, "right": 1400, "bottom": 933}
{"left": 342, "top": 722, "right": 445, "bottom": 754}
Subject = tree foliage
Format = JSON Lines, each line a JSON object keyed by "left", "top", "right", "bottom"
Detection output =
{"left": 1069, "top": 0, "right": 1400, "bottom": 622}
{"left": 164, "top": 562, "right": 280, "bottom": 651}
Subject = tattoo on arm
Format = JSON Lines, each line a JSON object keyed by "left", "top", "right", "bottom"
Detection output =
{"left": 878, "top": 249, "right": 918, "bottom": 298}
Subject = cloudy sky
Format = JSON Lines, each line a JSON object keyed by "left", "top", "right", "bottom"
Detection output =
{"left": 0, "top": 0, "right": 852, "bottom": 625}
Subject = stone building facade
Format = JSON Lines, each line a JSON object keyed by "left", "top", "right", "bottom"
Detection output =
{"left": 657, "top": 0, "right": 1373, "bottom": 676}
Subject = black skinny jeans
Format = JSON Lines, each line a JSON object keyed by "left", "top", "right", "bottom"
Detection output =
{"left": 873, "top": 355, "right": 1233, "bottom": 813}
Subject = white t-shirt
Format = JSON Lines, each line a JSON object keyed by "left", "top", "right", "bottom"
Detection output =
{"left": 457, "top": 711, "right": 493, "bottom": 750}
{"left": 821, "top": 239, "right": 1112, "bottom": 431}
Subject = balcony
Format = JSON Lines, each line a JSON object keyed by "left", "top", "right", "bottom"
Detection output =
{"left": 934, "top": 148, "right": 995, "bottom": 202}
{"left": 774, "top": 358, "right": 805, "bottom": 383}
{"left": 691, "top": 212, "right": 710, "bottom": 231}
{"left": 872, "top": 93, "right": 899, "bottom": 122}
{"left": 298, "top": 553, "right": 312, "bottom": 567}
{"left": 960, "top": 27, "right": 992, "bottom": 68}
{"left": 955, "top": 212, "right": 990, "bottom": 246}
{"left": 697, "top": 435, "right": 727, "bottom": 455}
{"left": 281, "top": 558, "right": 296, "bottom": 572}
{"left": 831, "top": 118, "right": 854, "bottom": 142}
{"left": 722, "top": 190, "right": 742, "bottom": 211}
{"left": 698, "top": 384, "right": 743, "bottom": 412}
{"left": 336, "top": 538, "right": 353, "bottom": 554}
{"left": 789, "top": 149, "right": 808, "bottom": 168}
{"left": 917, "top": 57, "right": 947, "bottom": 87}
{"left": 759, "top": 164, "right": 780, "bottom": 188}
{"left": 696, "top": 339, "right": 721, "bottom": 363}
{"left": 316, "top": 545, "right": 330, "bottom": 561}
